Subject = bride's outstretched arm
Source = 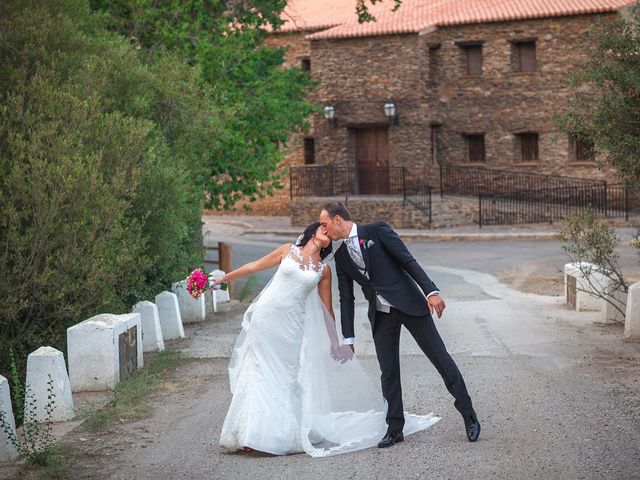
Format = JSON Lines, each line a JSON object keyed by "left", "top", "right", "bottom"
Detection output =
{"left": 318, "top": 266, "right": 335, "bottom": 321}
{"left": 212, "top": 243, "right": 290, "bottom": 285}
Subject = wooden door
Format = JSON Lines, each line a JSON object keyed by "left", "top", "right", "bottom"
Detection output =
{"left": 354, "top": 127, "right": 390, "bottom": 194}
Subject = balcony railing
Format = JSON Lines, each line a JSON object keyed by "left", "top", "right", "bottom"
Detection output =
{"left": 290, "top": 166, "right": 432, "bottom": 223}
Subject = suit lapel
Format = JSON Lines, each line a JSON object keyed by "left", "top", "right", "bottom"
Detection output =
{"left": 337, "top": 241, "right": 368, "bottom": 283}
{"left": 357, "top": 224, "right": 371, "bottom": 273}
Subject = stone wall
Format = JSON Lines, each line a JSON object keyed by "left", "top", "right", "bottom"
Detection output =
{"left": 424, "top": 14, "right": 620, "bottom": 182}
{"left": 227, "top": 13, "right": 626, "bottom": 221}
{"left": 311, "top": 34, "right": 429, "bottom": 173}
{"left": 291, "top": 197, "right": 431, "bottom": 229}
{"left": 307, "top": 13, "right": 622, "bottom": 185}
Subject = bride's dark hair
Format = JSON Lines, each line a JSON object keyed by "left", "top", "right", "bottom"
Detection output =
{"left": 296, "top": 221, "right": 333, "bottom": 260}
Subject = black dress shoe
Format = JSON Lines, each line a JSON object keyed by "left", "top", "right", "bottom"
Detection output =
{"left": 463, "top": 413, "right": 481, "bottom": 442}
{"left": 378, "top": 431, "right": 404, "bottom": 448}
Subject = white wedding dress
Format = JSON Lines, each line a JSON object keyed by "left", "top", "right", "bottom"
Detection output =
{"left": 219, "top": 244, "right": 439, "bottom": 457}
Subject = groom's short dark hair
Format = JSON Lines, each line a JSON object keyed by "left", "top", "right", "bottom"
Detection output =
{"left": 322, "top": 202, "right": 352, "bottom": 221}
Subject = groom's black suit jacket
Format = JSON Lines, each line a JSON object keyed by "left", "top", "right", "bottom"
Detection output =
{"left": 335, "top": 222, "right": 438, "bottom": 339}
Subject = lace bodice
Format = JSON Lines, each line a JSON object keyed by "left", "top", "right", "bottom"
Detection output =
{"left": 251, "top": 244, "right": 325, "bottom": 314}
{"left": 285, "top": 244, "right": 326, "bottom": 274}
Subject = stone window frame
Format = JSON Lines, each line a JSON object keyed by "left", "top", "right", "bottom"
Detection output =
{"left": 428, "top": 43, "right": 442, "bottom": 85}
{"left": 461, "top": 132, "right": 486, "bottom": 163}
{"left": 509, "top": 37, "right": 537, "bottom": 74}
{"left": 300, "top": 56, "right": 311, "bottom": 72}
{"left": 513, "top": 131, "right": 540, "bottom": 163}
{"left": 568, "top": 134, "right": 596, "bottom": 164}
{"left": 455, "top": 40, "right": 485, "bottom": 76}
{"left": 303, "top": 137, "right": 315, "bottom": 165}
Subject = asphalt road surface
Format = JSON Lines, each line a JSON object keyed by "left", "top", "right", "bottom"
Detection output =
{"left": 30, "top": 233, "right": 640, "bottom": 480}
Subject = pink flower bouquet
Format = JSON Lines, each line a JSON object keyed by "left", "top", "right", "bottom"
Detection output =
{"left": 187, "top": 268, "right": 209, "bottom": 299}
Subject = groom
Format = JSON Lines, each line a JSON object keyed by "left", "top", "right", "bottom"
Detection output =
{"left": 319, "top": 202, "right": 480, "bottom": 447}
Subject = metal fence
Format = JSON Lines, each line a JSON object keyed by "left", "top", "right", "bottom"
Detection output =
{"left": 290, "top": 165, "right": 432, "bottom": 223}
{"left": 478, "top": 184, "right": 633, "bottom": 227}
{"left": 440, "top": 164, "right": 605, "bottom": 198}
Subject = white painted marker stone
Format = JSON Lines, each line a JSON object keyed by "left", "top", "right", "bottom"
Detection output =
{"left": 172, "top": 280, "right": 205, "bottom": 324}
{"left": 25, "top": 347, "right": 75, "bottom": 422}
{"left": 0, "top": 375, "right": 18, "bottom": 462}
{"left": 132, "top": 301, "right": 165, "bottom": 352}
{"left": 624, "top": 282, "right": 640, "bottom": 342}
{"left": 67, "top": 313, "right": 143, "bottom": 391}
{"left": 564, "top": 262, "right": 605, "bottom": 311}
{"left": 155, "top": 291, "right": 185, "bottom": 340}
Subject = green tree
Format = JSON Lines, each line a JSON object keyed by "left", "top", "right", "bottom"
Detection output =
{"left": 560, "top": 2, "right": 640, "bottom": 190}
{"left": 91, "top": 0, "right": 315, "bottom": 209}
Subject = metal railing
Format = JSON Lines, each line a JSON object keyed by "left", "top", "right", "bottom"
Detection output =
{"left": 290, "top": 165, "right": 432, "bottom": 223}
{"left": 440, "top": 164, "right": 605, "bottom": 198}
{"left": 478, "top": 184, "right": 633, "bottom": 227}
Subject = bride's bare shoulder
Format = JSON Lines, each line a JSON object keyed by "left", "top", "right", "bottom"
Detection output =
{"left": 277, "top": 243, "right": 293, "bottom": 255}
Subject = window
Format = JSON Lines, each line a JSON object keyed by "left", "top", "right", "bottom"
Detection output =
{"left": 569, "top": 135, "right": 595, "bottom": 162}
{"left": 513, "top": 40, "right": 536, "bottom": 72}
{"left": 430, "top": 124, "right": 442, "bottom": 164}
{"left": 464, "top": 44, "right": 483, "bottom": 75}
{"left": 456, "top": 41, "right": 483, "bottom": 76}
{"left": 428, "top": 44, "right": 441, "bottom": 83}
{"left": 301, "top": 57, "right": 311, "bottom": 71}
{"left": 303, "top": 137, "right": 315, "bottom": 165}
{"left": 516, "top": 133, "right": 539, "bottom": 162}
{"left": 463, "top": 134, "right": 485, "bottom": 163}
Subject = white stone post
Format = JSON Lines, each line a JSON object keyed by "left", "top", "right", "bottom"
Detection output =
{"left": 0, "top": 375, "right": 18, "bottom": 462}
{"left": 24, "top": 347, "right": 75, "bottom": 422}
{"left": 155, "top": 291, "right": 185, "bottom": 340}
{"left": 172, "top": 280, "right": 206, "bottom": 324}
{"left": 564, "top": 262, "right": 607, "bottom": 311}
{"left": 132, "top": 301, "right": 165, "bottom": 352}
{"left": 67, "top": 312, "right": 143, "bottom": 391}
{"left": 624, "top": 282, "right": 640, "bottom": 342}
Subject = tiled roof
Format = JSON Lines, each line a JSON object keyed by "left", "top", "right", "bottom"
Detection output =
{"left": 277, "top": 0, "right": 634, "bottom": 40}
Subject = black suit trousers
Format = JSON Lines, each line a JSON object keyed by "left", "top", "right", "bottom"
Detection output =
{"left": 372, "top": 307, "right": 474, "bottom": 432}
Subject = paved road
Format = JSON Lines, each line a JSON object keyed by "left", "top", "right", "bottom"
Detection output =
{"left": 6, "top": 225, "right": 638, "bottom": 480}
{"left": 49, "top": 229, "right": 640, "bottom": 480}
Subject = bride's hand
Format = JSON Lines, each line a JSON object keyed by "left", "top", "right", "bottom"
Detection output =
{"left": 211, "top": 277, "right": 225, "bottom": 289}
{"left": 330, "top": 345, "right": 353, "bottom": 363}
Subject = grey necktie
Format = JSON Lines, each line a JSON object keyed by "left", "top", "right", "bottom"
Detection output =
{"left": 346, "top": 238, "right": 366, "bottom": 274}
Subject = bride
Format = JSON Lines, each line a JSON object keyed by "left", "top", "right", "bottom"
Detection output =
{"left": 213, "top": 222, "right": 439, "bottom": 457}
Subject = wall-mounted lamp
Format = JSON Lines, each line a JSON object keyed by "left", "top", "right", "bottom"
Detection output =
{"left": 384, "top": 102, "right": 399, "bottom": 125}
{"left": 323, "top": 105, "right": 336, "bottom": 126}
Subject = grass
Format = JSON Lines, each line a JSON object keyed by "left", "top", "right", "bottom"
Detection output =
{"left": 19, "top": 443, "right": 82, "bottom": 480}
{"left": 81, "top": 348, "right": 185, "bottom": 431}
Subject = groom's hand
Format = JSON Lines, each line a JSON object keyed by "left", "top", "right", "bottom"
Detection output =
{"left": 428, "top": 295, "right": 446, "bottom": 318}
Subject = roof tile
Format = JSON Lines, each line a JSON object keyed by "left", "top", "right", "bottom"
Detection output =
{"left": 276, "top": 0, "right": 634, "bottom": 40}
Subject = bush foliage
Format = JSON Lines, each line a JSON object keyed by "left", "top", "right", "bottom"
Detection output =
{"left": 0, "top": 0, "right": 206, "bottom": 380}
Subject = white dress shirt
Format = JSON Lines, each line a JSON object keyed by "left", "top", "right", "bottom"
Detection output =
{"left": 341, "top": 223, "right": 439, "bottom": 346}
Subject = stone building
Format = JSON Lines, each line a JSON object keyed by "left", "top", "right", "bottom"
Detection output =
{"left": 250, "top": 0, "right": 635, "bottom": 225}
